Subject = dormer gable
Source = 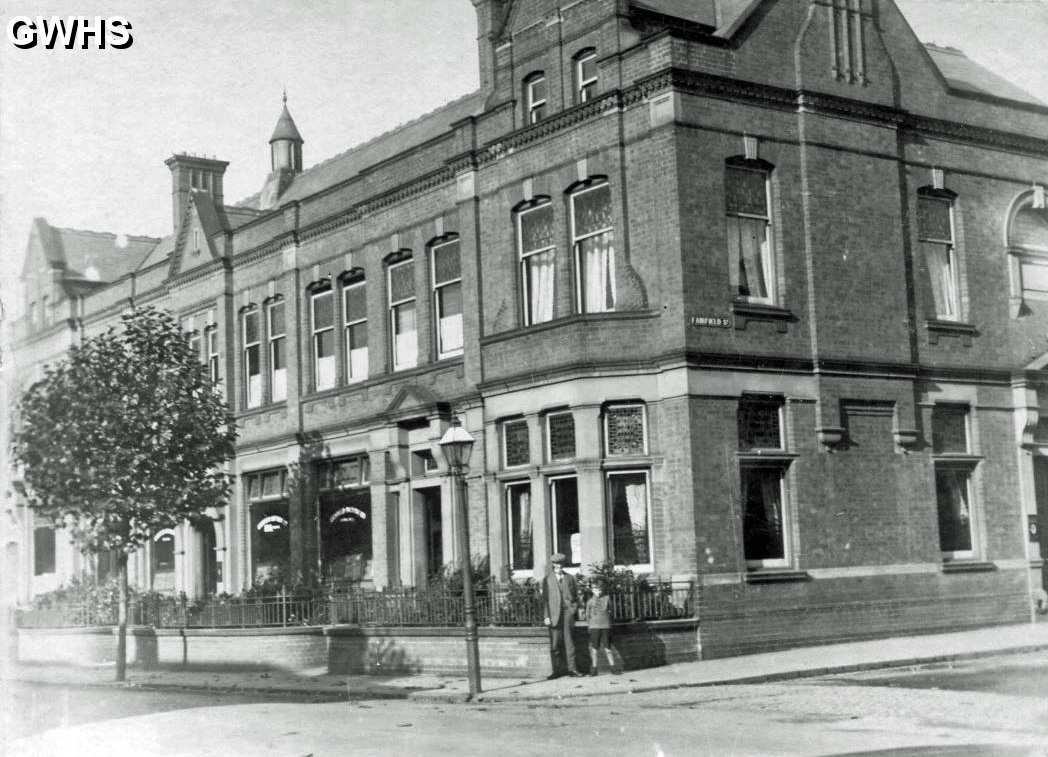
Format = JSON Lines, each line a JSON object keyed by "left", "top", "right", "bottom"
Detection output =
{"left": 168, "top": 190, "right": 226, "bottom": 278}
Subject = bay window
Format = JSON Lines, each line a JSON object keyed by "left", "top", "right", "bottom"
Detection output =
{"left": 550, "top": 476, "right": 580, "bottom": 567}
{"left": 604, "top": 404, "right": 647, "bottom": 456}
{"left": 503, "top": 418, "right": 530, "bottom": 468}
{"left": 546, "top": 411, "right": 576, "bottom": 461}
{"left": 518, "top": 202, "right": 555, "bottom": 325}
{"left": 607, "top": 470, "right": 651, "bottom": 568}
{"left": 506, "top": 482, "right": 534, "bottom": 572}
{"left": 572, "top": 183, "right": 616, "bottom": 313}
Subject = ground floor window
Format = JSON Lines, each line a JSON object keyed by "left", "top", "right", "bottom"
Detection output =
{"left": 607, "top": 471, "right": 651, "bottom": 568}
{"left": 33, "top": 526, "right": 55, "bottom": 576}
{"left": 152, "top": 530, "right": 176, "bottom": 592}
{"left": 506, "top": 482, "right": 533, "bottom": 572}
{"left": 741, "top": 465, "right": 788, "bottom": 568}
{"left": 320, "top": 490, "right": 373, "bottom": 581}
{"left": 936, "top": 466, "right": 974, "bottom": 559}
{"left": 550, "top": 476, "right": 580, "bottom": 567}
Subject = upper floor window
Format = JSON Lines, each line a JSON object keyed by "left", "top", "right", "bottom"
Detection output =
{"left": 267, "top": 299, "right": 287, "bottom": 402}
{"left": 525, "top": 73, "right": 547, "bottom": 124}
{"left": 1007, "top": 187, "right": 1048, "bottom": 314}
{"left": 605, "top": 404, "right": 647, "bottom": 456}
{"left": 571, "top": 182, "right": 615, "bottom": 313}
{"left": 725, "top": 161, "right": 775, "bottom": 304}
{"left": 918, "top": 191, "right": 959, "bottom": 320}
{"left": 388, "top": 257, "right": 418, "bottom": 371}
{"left": 206, "top": 325, "right": 220, "bottom": 385}
{"left": 182, "top": 317, "right": 202, "bottom": 362}
{"left": 343, "top": 275, "right": 369, "bottom": 382}
{"left": 311, "top": 287, "right": 336, "bottom": 391}
{"left": 431, "top": 239, "right": 463, "bottom": 359}
{"left": 575, "top": 50, "right": 598, "bottom": 103}
{"left": 517, "top": 201, "right": 555, "bottom": 325}
{"left": 242, "top": 308, "right": 262, "bottom": 409}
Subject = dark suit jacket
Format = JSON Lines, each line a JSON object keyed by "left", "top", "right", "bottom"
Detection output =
{"left": 542, "top": 571, "right": 579, "bottom": 626}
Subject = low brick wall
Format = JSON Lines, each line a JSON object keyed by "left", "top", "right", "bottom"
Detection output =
{"left": 16, "top": 619, "right": 699, "bottom": 678}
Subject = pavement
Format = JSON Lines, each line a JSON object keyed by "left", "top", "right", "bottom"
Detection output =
{"left": 6, "top": 620, "right": 1048, "bottom": 704}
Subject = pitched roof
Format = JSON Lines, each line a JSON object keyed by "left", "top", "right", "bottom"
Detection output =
{"left": 924, "top": 44, "right": 1045, "bottom": 108}
{"left": 241, "top": 90, "right": 486, "bottom": 208}
{"left": 28, "top": 218, "right": 160, "bottom": 284}
{"left": 632, "top": 0, "right": 716, "bottom": 28}
{"left": 270, "top": 103, "right": 304, "bottom": 143}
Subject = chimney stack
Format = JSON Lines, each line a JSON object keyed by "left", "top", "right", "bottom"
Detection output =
{"left": 164, "top": 154, "right": 229, "bottom": 231}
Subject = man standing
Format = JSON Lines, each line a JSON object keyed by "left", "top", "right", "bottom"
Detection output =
{"left": 542, "top": 553, "right": 582, "bottom": 678}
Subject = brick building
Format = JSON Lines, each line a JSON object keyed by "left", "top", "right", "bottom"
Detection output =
{"left": 8, "top": 0, "right": 1048, "bottom": 656}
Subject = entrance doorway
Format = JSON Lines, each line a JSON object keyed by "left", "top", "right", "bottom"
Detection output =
{"left": 199, "top": 521, "right": 219, "bottom": 596}
{"left": 419, "top": 487, "right": 443, "bottom": 578}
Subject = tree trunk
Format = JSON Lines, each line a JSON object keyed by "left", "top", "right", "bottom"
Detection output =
{"left": 115, "top": 553, "right": 128, "bottom": 682}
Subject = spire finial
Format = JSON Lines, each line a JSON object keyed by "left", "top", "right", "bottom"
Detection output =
{"left": 282, "top": 88, "right": 287, "bottom": 106}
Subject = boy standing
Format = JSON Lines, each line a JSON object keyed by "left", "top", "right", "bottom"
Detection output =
{"left": 585, "top": 584, "right": 616, "bottom": 675}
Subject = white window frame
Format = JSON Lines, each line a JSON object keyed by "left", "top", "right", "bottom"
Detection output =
{"left": 603, "top": 403, "right": 649, "bottom": 457}
{"left": 267, "top": 299, "right": 287, "bottom": 403}
{"left": 576, "top": 50, "right": 598, "bottom": 103}
{"left": 726, "top": 164, "right": 776, "bottom": 306}
{"left": 738, "top": 400, "right": 785, "bottom": 452}
{"left": 242, "top": 308, "right": 262, "bottom": 409}
{"left": 935, "top": 464, "right": 976, "bottom": 561}
{"left": 431, "top": 239, "right": 463, "bottom": 359}
{"left": 342, "top": 278, "right": 369, "bottom": 382}
{"left": 505, "top": 481, "right": 534, "bottom": 577}
{"left": 517, "top": 202, "right": 556, "bottom": 326}
{"left": 545, "top": 410, "right": 576, "bottom": 462}
{"left": 311, "top": 288, "right": 336, "bottom": 391}
{"left": 206, "top": 326, "right": 220, "bottom": 385}
{"left": 525, "top": 74, "right": 547, "bottom": 124}
{"left": 571, "top": 182, "right": 616, "bottom": 313}
{"left": 387, "top": 259, "right": 418, "bottom": 371}
{"left": 502, "top": 418, "right": 531, "bottom": 469}
{"left": 606, "top": 468, "right": 653, "bottom": 572}
{"left": 918, "top": 194, "right": 960, "bottom": 320}
{"left": 549, "top": 474, "right": 581, "bottom": 571}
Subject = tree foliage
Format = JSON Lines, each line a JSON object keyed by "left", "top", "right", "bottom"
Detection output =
{"left": 13, "top": 306, "right": 237, "bottom": 555}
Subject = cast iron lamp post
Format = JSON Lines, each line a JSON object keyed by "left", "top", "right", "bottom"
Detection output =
{"left": 439, "top": 416, "right": 481, "bottom": 698}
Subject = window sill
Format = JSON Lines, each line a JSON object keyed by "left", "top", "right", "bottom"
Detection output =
{"left": 743, "top": 569, "right": 811, "bottom": 584}
{"left": 933, "top": 454, "right": 982, "bottom": 467}
{"left": 926, "top": 319, "right": 977, "bottom": 346}
{"left": 731, "top": 300, "right": 795, "bottom": 333}
{"left": 737, "top": 451, "right": 798, "bottom": 465}
{"left": 941, "top": 560, "right": 997, "bottom": 574}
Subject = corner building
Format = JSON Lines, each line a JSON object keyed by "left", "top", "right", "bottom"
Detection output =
{"left": 11, "top": 0, "right": 1048, "bottom": 657}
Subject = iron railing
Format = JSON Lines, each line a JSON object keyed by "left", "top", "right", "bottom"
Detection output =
{"left": 16, "top": 579, "right": 696, "bottom": 630}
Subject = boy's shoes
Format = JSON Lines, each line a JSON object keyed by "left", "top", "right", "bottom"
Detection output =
{"left": 567, "top": 671, "right": 584, "bottom": 677}
{"left": 589, "top": 669, "right": 598, "bottom": 677}
{"left": 546, "top": 672, "right": 563, "bottom": 680}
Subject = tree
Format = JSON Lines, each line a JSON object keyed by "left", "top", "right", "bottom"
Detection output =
{"left": 12, "top": 306, "right": 236, "bottom": 680}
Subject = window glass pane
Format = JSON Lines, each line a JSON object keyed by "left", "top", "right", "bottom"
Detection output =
{"left": 507, "top": 484, "right": 534, "bottom": 571}
{"left": 153, "top": 532, "right": 175, "bottom": 572}
{"left": 1022, "top": 261, "right": 1048, "bottom": 294}
{"left": 1011, "top": 206, "right": 1048, "bottom": 249}
{"left": 348, "top": 323, "right": 368, "bottom": 379}
{"left": 316, "top": 354, "right": 336, "bottom": 390}
{"left": 33, "top": 527, "right": 55, "bottom": 575}
{"left": 738, "top": 400, "right": 782, "bottom": 449}
{"left": 271, "top": 337, "right": 286, "bottom": 371}
{"left": 253, "top": 501, "right": 290, "bottom": 582}
{"left": 742, "top": 467, "right": 785, "bottom": 562}
{"left": 520, "top": 205, "right": 554, "bottom": 253}
{"left": 530, "top": 76, "right": 546, "bottom": 103}
{"left": 932, "top": 406, "right": 969, "bottom": 453}
{"left": 316, "top": 329, "right": 334, "bottom": 358}
{"left": 320, "top": 490, "right": 372, "bottom": 580}
{"left": 390, "top": 263, "right": 414, "bottom": 302}
{"left": 936, "top": 468, "right": 972, "bottom": 554}
{"left": 393, "top": 301, "right": 417, "bottom": 369}
{"left": 504, "top": 420, "right": 530, "bottom": 467}
{"left": 433, "top": 241, "right": 461, "bottom": 284}
{"left": 580, "top": 54, "right": 597, "bottom": 83}
{"left": 247, "top": 474, "right": 260, "bottom": 501}
{"left": 524, "top": 249, "right": 555, "bottom": 324}
{"left": 548, "top": 413, "right": 576, "bottom": 460}
{"left": 609, "top": 473, "right": 650, "bottom": 565}
{"left": 918, "top": 196, "right": 952, "bottom": 242}
{"left": 726, "top": 167, "right": 768, "bottom": 216}
{"left": 579, "top": 231, "right": 616, "bottom": 312}
{"left": 262, "top": 470, "right": 283, "bottom": 498}
{"left": 188, "top": 333, "right": 201, "bottom": 361}
{"left": 551, "top": 478, "right": 580, "bottom": 567}
{"left": 268, "top": 301, "right": 285, "bottom": 336}
{"left": 727, "top": 215, "right": 770, "bottom": 299}
{"left": 923, "top": 241, "right": 957, "bottom": 318}
{"left": 606, "top": 406, "right": 645, "bottom": 456}
{"left": 573, "top": 185, "right": 612, "bottom": 238}
{"left": 344, "top": 284, "right": 367, "bottom": 323}
{"left": 438, "top": 282, "right": 463, "bottom": 354}
{"left": 246, "top": 345, "right": 260, "bottom": 376}
{"left": 244, "top": 310, "right": 259, "bottom": 344}
{"left": 312, "top": 291, "right": 333, "bottom": 329}
{"left": 272, "top": 367, "right": 287, "bottom": 403}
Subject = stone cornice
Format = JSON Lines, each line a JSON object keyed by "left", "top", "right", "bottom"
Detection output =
{"left": 167, "top": 258, "right": 230, "bottom": 290}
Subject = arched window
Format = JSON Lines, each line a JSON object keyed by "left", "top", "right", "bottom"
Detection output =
{"left": 1007, "top": 188, "right": 1048, "bottom": 316}
{"left": 524, "top": 72, "right": 547, "bottom": 125}
{"left": 152, "top": 529, "right": 176, "bottom": 592}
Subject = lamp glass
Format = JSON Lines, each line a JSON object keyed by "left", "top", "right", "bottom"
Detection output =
{"left": 439, "top": 419, "right": 475, "bottom": 469}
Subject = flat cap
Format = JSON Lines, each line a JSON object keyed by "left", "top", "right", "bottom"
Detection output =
{"left": 549, "top": 552, "right": 567, "bottom": 564}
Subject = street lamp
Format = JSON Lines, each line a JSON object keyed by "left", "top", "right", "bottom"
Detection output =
{"left": 439, "top": 416, "right": 480, "bottom": 698}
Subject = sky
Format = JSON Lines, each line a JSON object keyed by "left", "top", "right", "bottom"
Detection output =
{"left": 1, "top": 0, "right": 1047, "bottom": 315}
